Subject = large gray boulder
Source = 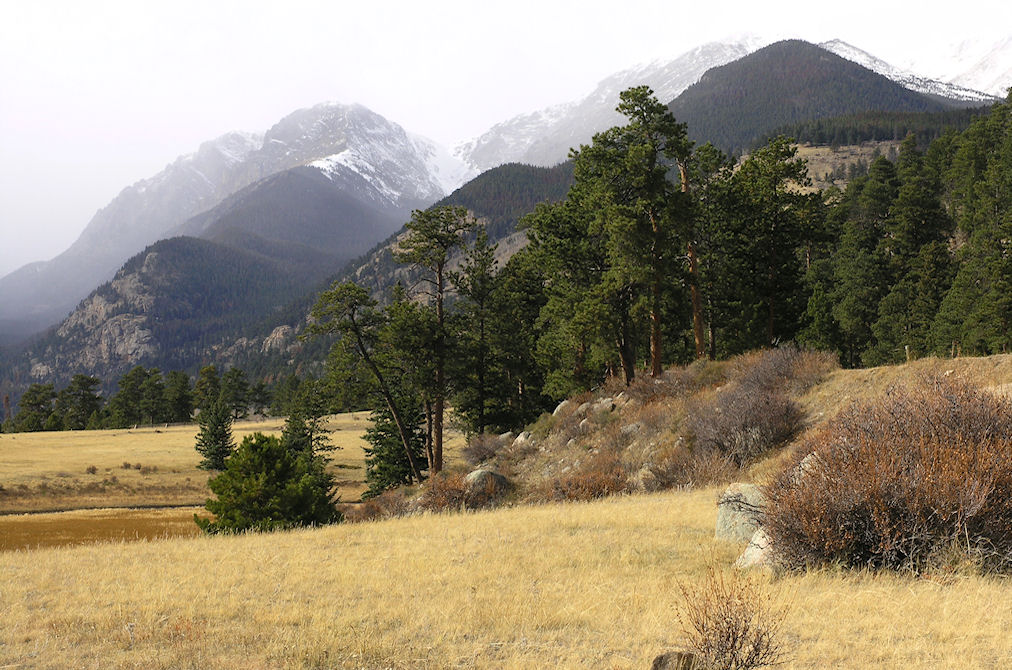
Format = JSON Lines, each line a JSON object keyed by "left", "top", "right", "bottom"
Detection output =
{"left": 715, "top": 483, "right": 765, "bottom": 542}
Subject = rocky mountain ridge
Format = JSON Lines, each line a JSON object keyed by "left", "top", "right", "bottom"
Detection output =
{"left": 0, "top": 103, "right": 471, "bottom": 343}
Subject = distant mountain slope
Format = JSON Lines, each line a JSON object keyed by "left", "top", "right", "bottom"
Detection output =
{"left": 180, "top": 165, "right": 406, "bottom": 260}
{"left": 668, "top": 40, "right": 952, "bottom": 154}
{"left": 24, "top": 236, "right": 334, "bottom": 384}
{"left": 13, "top": 150, "right": 430, "bottom": 384}
{"left": 347, "top": 162, "right": 574, "bottom": 298}
{"left": 936, "top": 37, "right": 1012, "bottom": 97}
{"left": 454, "top": 36, "right": 770, "bottom": 171}
{"left": 819, "top": 40, "right": 997, "bottom": 105}
{"left": 0, "top": 103, "right": 470, "bottom": 342}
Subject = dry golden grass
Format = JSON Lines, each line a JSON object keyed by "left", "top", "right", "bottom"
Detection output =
{"left": 0, "top": 412, "right": 468, "bottom": 513}
{"left": 3, "top": 487, "right": 1012, "bottom": 669}
{"left": 798, "top": 353, "right": 1012, "bottom": 423}
{"left": 0, "top": 412, "right": 464, "bottom": 550}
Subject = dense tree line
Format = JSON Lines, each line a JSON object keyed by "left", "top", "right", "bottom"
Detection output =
{"left": 1, "top": 363, "right": 279, "bottom": 432}
{"left": 759, "top": 106, "right": 992, "bottom": 151}
{"left": 308, "top": 87, "right": 1012, "bottom": 495}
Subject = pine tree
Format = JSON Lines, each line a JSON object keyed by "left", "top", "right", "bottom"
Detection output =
{"left": 194, "top": 398, "right": 234, "bottom": 470}
{"left": 362, "top": 390, "right": 426, "bottom": 498}
{"left": 392, "top": 205, "right": 477, "bottom": 473}
{"left": 195, "top": 432, "right": 340, "bottom": 533}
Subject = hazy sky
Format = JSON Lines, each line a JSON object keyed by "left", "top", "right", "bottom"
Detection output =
{"left": 1, "top": 0, "right": 1009, "bottom": 276}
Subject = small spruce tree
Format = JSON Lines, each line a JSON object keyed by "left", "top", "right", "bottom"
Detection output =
{"left": 194, "top": 398, "right": 235, "bottom": 470}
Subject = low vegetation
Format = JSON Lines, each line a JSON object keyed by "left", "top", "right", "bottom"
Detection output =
{"left": 765, "top": 375, "right": 1012, "bottom": 573}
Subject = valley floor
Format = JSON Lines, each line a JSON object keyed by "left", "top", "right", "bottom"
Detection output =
{"left": 3, "top": 488, "right": 1012, "bottom": 669}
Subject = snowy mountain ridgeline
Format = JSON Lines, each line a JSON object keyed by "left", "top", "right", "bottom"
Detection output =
{"left": 0, "top": 103, "right": 474, "bottom": 342}
{"left": 454, "top": 36, "right": 771, "bottom": 171}
{"left": 944, "top": 37, "right": 1012, "bottom": 98}
{"left": 454, "top": 35, "right": 1009, "bottom": 173}
{"left": 819, "top": 40, "right": 998, "bottom": 104}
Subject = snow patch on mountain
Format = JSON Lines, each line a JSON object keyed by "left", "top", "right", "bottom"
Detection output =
{"left": 820, "top": 39, "right": 997, "bottom": 103}
{"left": 945, "top": 37, "right": 1012, "bottom": 98}
{"left": 454, "top": 35, "right": 773, "bottom": 171}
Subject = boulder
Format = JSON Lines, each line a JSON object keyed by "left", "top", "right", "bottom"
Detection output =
{"left": 463, "top": 469, "right": 510, "bottom": 508}
{"left": 511, "top": 431, "right": 533, "bottom": 449}
{"left": 735, "top": 528, "right": 774, "bottom": 569}
{"left": 620, "top": 421, "right": 644, "bottom": 437}
{"left": 651, "top": 650, "right": 701, "bottom": 669}
{"left": 576, "top": 401, "right": 592, "bottom": 415}
{"left": 715, "top": 483, "right": 765, "bottom": 542}
{"left": 553, "top": 399, "right": 572, "bottom": 416}
{"left": 591, "top": 397, "right": 615, "bottom": 413}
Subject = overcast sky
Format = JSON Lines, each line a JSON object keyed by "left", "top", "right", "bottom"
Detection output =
{"left": 1, "top": 0, "right": 1009, "bottom": 277}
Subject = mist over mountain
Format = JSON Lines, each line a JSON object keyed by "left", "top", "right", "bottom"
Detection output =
{"left": 0, "top": 103, "right": 472, "bottom": 343}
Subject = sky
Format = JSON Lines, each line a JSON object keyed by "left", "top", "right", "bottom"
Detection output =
{"left": 1, "top": 0, "right": 1009, "bottom": 277}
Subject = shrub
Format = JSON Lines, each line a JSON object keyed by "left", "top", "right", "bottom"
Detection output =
{"left": 677, "top": 563, "right": 789, "bottom": 670}
{"left": 545, "top": 450, "right": 627, "bottom": 501}
{"left": 764, "top": 376, "right": 1012, "bottom": 572}
{"left": 651, "top": 447, "right": 739, "bottom": 490}
{"left": 417, "top": 472, "right": 468, "bottom": 512}
{"left": 85, "top": 465, "right": 98, "bottom": 475}
{"left": 687, "top": 388, "right": 802, "bottom": 467}
{"left": 462, "top": 433, "right": 503, "bottom": 466}
{"left": 345, "top": 489, "right": 412, "bottom": 522}
{"left": 685, "top": 348, "right": 815, "bottom": 467}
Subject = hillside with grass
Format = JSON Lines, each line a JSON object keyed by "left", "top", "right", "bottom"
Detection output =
{"left": 5, "top": 351, "right": 1012, "bottom": 668}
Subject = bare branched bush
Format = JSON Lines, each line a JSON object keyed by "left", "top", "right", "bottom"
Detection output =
{"left": 687, "top": 389, "right": 802, "bottom": 467}
{"left": 765, "top": 376, "right": 1012, "bottom": 573}
{"left": 462, "top": 433, "right": 503, "bottom": 466}
{"left": 417, "top": 472, "right": 468, "bottom": 512}
{"left": 652, "top": 447, "right": 740, "bottom": 490}
{"left": 677, "top": 563, "right": 789, "bottom": 670}
{"left": 344, "top": 489, "right": 412, "bottom": 522}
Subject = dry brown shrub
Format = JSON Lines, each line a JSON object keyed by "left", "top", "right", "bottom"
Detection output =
{"left": 544, "top": 450, "right": 627, "bottom": 502}
{"left": 677, "top": 562, "right": 789, "bottom": 670}
{"left": 764, "top": 376, "right": 1012, "bottom": 573}
{"left": 462, "top": 433, "right": 503, "bottom": 467}
{"left": 651, "top": 446, "right": 739, "bottom": 490}
{"left": 417, "top": 472, "right": 468, "bottom": 512}
{"left": 344, "top": 489, "right": 412, "bottom": 522}
{"left": 85, "top": 465, "right": 98, "bottom": 475}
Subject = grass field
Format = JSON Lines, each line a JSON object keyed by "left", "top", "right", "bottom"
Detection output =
{"left": 3, "top": 488, "right": 1012, "bottom": 669}
{"left": 0, "top": 412, "right": 462, "bottom": 550}
{"left": 5, "top": 355, "right": 1012, "bottom": 667}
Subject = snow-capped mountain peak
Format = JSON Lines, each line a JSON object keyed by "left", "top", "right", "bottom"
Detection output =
{"left": 819, "top": 39, "right": 998, "bottom": 103}
{"left": 453, "top": 35, "right": 774, "bottom": 172}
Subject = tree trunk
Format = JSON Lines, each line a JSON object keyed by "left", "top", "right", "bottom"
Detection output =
{"left": 680, "top": 164, "right": 706, "bottom": 360}
{"left": 433, "top": 262, "right": 446, "bottom": 474}
{"left": 424, "top": 398, "right": 434, "bottom": 472}
{"left": 352, "top": 320, "right": 424, "bottom": 483}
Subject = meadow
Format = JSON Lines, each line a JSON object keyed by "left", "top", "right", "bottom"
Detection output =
{"left": 0, "top": 412, "right": 463, "bottom": 550}
{"left": 5, "top": 355, "right": 1012, "bottom": 667}
{"left": 4, "top": 488, "right": 1012, "bottom": 668}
